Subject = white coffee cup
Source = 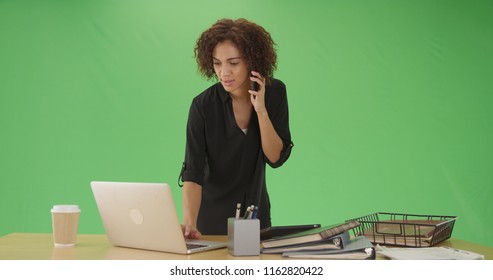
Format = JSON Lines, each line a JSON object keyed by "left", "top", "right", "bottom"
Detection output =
{"left": 51, "top": 205, "right": 80, "bottom": 247}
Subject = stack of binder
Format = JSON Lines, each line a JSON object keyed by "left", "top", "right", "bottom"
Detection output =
{"left": 260, "top": 221, "right": 375, "bottom": 260}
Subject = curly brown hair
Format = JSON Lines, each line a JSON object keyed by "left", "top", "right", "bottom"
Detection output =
{"left": 194, "top": 18, "right": 277, "bottom": 84}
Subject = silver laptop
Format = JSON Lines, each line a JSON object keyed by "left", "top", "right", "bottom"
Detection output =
{"left": 90, "top": 181, "right": 226, "bottom": 254}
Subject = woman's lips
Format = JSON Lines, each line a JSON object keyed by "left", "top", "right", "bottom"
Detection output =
{"left": 222, "top": 80, "right": 234, "bottom": 87}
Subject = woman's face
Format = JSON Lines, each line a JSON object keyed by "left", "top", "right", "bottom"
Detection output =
{"left": 212, "top": 40, "right": 250, "bottom": 95}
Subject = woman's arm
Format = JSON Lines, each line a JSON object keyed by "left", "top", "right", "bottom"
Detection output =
{"left": 257, "top": 111, "right": 283, "bottom": 163}
{"left": 182, "top": 181, "right": 202, "bottom": 239}
{"left": 250, "top": 71, "right": 283, "bottom": 163}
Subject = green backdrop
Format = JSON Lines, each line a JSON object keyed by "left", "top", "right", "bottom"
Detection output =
{"left": 1, "top": 0, "right": 492, "bottom": 247}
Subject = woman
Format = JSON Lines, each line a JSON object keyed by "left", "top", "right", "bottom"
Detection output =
{"left": 180, "top": 18, "right": 293, "bottom": 238}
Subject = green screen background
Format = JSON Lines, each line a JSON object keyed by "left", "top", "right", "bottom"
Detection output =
{"left": 1, "top": 0, "right": 492, "bottom": 247}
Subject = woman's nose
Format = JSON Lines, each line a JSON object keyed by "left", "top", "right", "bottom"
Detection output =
{"left": 220, "top": 69, "right": 231, "bottom": 78}
{"left": 219, "top": 65, "right": 231, "bottom": 76}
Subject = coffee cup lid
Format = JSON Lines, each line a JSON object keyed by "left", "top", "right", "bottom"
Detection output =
{"left": 51, "top": 205, "right": 80, "bottom": 213}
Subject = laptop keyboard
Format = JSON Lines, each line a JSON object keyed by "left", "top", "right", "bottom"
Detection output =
{"left": 186, "top": 243, "right": 208, "bottom": 250}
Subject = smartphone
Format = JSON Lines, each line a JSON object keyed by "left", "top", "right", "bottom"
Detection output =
{"left": 250, "top": 74, "right": 260, "bottom": 92}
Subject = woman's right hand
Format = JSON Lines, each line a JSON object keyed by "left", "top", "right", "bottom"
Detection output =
{"left": 182, "top": 181, "right": 202, "bottom": 239}
{"left": 181, "top": 224, "right": 202, "bottom": 240}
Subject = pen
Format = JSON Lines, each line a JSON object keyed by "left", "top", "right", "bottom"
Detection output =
{"left": 247, "top": 209, "right": 253, "bottom": 219}
{"left": 252, "top": 206, "right": 258, "bottom": 219}
{"left": 243, "top": 206, "right": 251, "bottom": 219}
{"left": 235, "top": 203, "right": 241, "bottom": 219}
{"left": 247, "top": 205, "right": 255, "bottom": 219}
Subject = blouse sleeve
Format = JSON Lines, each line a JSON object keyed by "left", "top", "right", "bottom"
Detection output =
{"left": 265, "top": 81, "right": 294, "bottom": 168}
{"left": 182, "top": 98, "right": 206, "bottom": 186}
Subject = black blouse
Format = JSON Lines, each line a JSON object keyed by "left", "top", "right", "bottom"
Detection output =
{"left": 181, "top": 79, "right": 293, "bottom": 234}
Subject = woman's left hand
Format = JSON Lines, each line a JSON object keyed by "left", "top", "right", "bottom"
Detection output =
{"left": 249, "top": 71, "right": 267, "bottom": 114}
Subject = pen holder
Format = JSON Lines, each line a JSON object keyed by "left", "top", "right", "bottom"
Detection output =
{"left": 227, "top": 218, "right": 260, "bottom": 256}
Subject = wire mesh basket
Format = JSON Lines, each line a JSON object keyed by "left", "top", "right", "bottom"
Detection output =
{"left": 346, "top": 212, "right": 458, "bottom": 247}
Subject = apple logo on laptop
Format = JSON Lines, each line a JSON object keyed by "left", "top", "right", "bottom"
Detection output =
{"left": 129, "top": 209, "right": 144, "bottom": 225}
